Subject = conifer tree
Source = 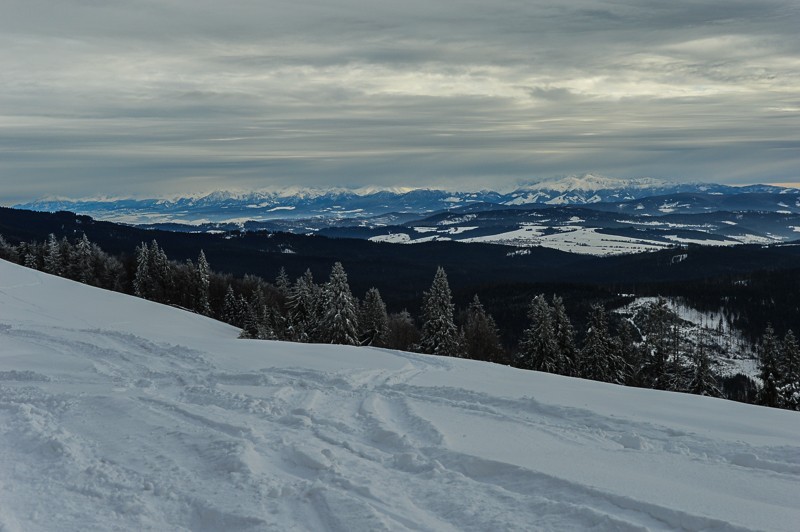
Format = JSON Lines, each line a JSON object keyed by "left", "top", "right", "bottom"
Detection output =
{"left": 195, "top": 250, "right": 212, "bottom": 316}
{"left": 688, "top": 329, "right": 721, "bottom": 397}
{"left": 757, "top": 324, "right": 781, "bottom": 407}
{"left": 0, "top": 234, "right": 18, "bottom": 262}
{"left": 360, "top": 287, "right": 389, "bottom": 347}
{"left": 419, "top": 267, "right": 461, "bottom": 357}
{"left": 463, "top": 295, "right": 503, "bottom": 361}
{"left": 779, "top": 330, "right": 800, "bottom": 409}
{"left": 43, "top": 233, "right": 62, "bottom": 276}
{"left": 73, "top": 234, "right": 94, "bottom": 284}
{"left": 24, "top": 249, "right": 39, "bottom": 270}
{"left": 641, "top": 298, "right": 672, "bottom": 389}
{"left": 222, "top": 285, "right": 239, "bottom": 325}
{"left": 617, "top": 320, "right": 643, "bottom": 386}
{"left": 275, "top": 267, "right": 291, "bottom": 297}
{"left": 320, "top": 262, "right": 359, "bottom": 345}
{"left": 147, "top": 240, "right": 173, "bottom": 303}
{"left": 551, "top": 296, "right": 577, "bottom": 375}
{"left": 580, "top": 304, "right": 624, "bottom": 384}
{"left": 517, "top": 295, "right": 560, "bottom": 372}
{"left": 133, "top": 242, "right": 151, "bottom": 298}
{"left": 287, "top": 269, "right": 317, "bottom": 342}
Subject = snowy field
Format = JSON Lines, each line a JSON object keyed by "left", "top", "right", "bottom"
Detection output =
{"left": 1, "top": 259, "right": 799, "bottom": 531}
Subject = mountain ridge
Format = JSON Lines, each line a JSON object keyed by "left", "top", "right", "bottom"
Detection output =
{"left": 13, "top": 175, "right": 797, "bottom": 225}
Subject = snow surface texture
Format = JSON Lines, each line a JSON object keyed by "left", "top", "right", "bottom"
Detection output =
{"left": 1, "top": 259, "right": 799, "bottom": 531}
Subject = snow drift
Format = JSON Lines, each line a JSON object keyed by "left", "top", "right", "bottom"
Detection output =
{"left": 1, "top": 259, "right": 799, "bottom": 531}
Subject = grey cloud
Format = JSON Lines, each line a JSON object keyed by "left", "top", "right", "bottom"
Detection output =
{"left": 1, "top": 0, "right": 799, "bottom": 202}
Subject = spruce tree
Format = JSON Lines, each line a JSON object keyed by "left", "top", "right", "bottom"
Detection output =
{"left": 360, "top": 287, "right": 389, "bottom": 347}
{"left": 195, "top": 250, "right": 212, "bottom": 316}
{"left": 73, "top": 234, "right": 94, "bottom": 284}
{"left": 320, "top": 262, "right": 359, "bottom": 345}
{"left": 287, "top": 269, "right": 317, "bottom": 342}
{"left": 43, "top": 234, "right": 62, "bottom": 276}
{"left": 517, "top": 295, "right": 560, "bottom": 372}
{"left": 580, "top": 304, "right": 624, "bottom": 384}
{"left": 133, "top": 242, "right": 151, "bottom": 298}
{"left": 641, "top": 298, "right": 672, "bottom": 389}
{"left": 463, "top": 295, "right": 503, "bottom": 361}
{"left": 419, "top": 267, "right": 461, "bottom": 357}
{"left": 147, "top": 240, "right": 173, "bottom": 303}
{"left": 551, "top": 296, "right": 577, "bottom": 375}
{"left": 779, "top": 330, "right": 800, "bottom": 409}
{"left": 0, "top": 234, "right": 18, "bottom": 262}
{"left": 688, "top": 329, "right": 721, "bottom": 397}
{"left": 275, "top": 267, "right": 291, "bottom": 297}
{"left": 757, "top": 324, "right": 781, "bottom": 407}
{"left": 617, "top": 320, "right": 643, "bottom": 386}
{"left": 222, "top": 285, "right": 239, "bottom": 325}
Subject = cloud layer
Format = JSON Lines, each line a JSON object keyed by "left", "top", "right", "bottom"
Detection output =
{"left": 2, "top": 0, "right": 799, "bottom": 200}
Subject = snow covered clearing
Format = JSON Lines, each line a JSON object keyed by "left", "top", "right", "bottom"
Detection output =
{"left": 617, "top": 297, "right": 757, "bottom": 378}
{"left": 1, "top": 260, "right": 799, "bottom": 531}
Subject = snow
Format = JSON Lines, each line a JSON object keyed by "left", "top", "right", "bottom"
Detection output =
{"left": 2, "top": 259, "right": 800, "bottom": 531}
{"left": 368, "top": 233, "right": 411, "bottom": 244}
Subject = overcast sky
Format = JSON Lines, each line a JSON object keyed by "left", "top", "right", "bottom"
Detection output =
{"left": 2, "top": 0, "right": 799, "bottom": 202}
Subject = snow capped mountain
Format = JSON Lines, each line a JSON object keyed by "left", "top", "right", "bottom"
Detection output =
{"left": 2, "top": 259, "right": 800, "bottom": 530}
{"left": 13, "top": 175, "right": 795, "bottom": 225}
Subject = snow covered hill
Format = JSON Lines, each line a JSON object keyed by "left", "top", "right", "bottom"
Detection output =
{"left": 1, "top": 259, "right": 799, "bottom": 531}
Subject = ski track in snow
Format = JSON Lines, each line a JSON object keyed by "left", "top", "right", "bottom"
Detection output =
{"left": 1, "top": 261, "right": 800, "bottom": 531}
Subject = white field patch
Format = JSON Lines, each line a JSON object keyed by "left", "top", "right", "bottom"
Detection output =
{"left": 1, "top": 261, "right": 800, "bottom": 531}
{"left": 459, "top": 224, "right": 548, "bottom": 246}
{"left": 457, "top": 225, "right": 668, "bottom": 255}
{"left": 536, "top": 227, "right": 666, "bottom": 256}
{"left": 368, "top": 233, "right": 411, "bottom": 243}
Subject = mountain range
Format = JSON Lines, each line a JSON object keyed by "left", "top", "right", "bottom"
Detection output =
{"left": 13, "top": 175, "right": 800, "bottom": 256}
{"left": 15, "top": 175, "right": 796, "bottom": 225}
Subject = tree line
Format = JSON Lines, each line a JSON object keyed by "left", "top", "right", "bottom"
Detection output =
{"left": 1, "top": 233, "right": 797, "bottom": 411}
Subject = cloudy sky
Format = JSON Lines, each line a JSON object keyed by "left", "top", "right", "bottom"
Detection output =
{"left": 2, "top": 0, "right": 799, "bottom": 202}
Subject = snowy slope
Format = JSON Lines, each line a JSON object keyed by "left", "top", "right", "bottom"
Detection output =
{"left": 1, "top": 260, "right": 799, "bottom": 531}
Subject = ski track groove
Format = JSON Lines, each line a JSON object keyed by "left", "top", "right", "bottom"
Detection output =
{"left": 2, "top": 317, "right": 797, "bottom": 531}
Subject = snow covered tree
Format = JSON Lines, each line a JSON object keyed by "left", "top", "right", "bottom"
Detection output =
{"left": 43, "top": 234, "right": 62, "bottom": 276}
{"left": 23, "top": 242, "right": 40, "bottom": 270}
{"left": 779, "top": 330, "right": 800, "bottom": 409}
{"left": 517, "top": 295, "right": 560, "bottom": 372}
{"left": 286, "top": 269, "right": 318, "bottom": 342}
{"left": 0, "top": 234, "right": 18, "bottom": 262}
{"left": 147, "top": 240, "right": 173, "bottom": 303}
{"left": 688, "top": 329, "right": 721, "bottom": 397}
{"left": 195, "top": 250, "right": 211, "bottom": 316}
{"left": 319, "top": 262, "right": 359, "bottom": 345}
{"left": 580, "top": 304, "right": 624, "bottom": 384}
{"left": 275, "top": 267, "right": 291, "bottom": 297}
{"left": 551, "top": 296, "right": 577, "bottom": 375}
{"left": 72, "top": 233, "right": 94, "bottom": 284}
{"left": 641, "top": 298, "right": 673, "bottom": 389}
{"left": 757, "top": 324, "right": 781, "bottom": 408}
{"left": 222, "top": 285, "right": 239, "bottom": 325}
{"left": 360, "top": 287, "right": 389, "bottom": 347}
{"left": 463, "top": 295, "right": 503, "bottom": 361}
{"left": 419, "top": 267, "right": 461, "bottom": 357}
{"left": 617, "top": 320, "right": 643, "bottom": 386}
{"left": 133, "top": 242, "right": 152, "bottom": 299}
